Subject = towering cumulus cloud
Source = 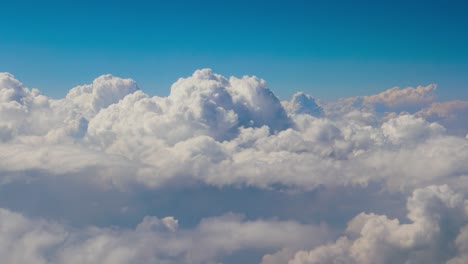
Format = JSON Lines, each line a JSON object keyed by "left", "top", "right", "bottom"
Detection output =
{"left": 0, "top": 70, "right": 467, "bottom": 263}
{"left": 88, "top": 69, "right": 290, "bottom": 146}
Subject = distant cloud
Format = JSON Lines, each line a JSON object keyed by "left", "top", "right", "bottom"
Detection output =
{"left": 282, "top": 185, "right": 468, "bottom": 264}
{"left": 325, "top": 84, "right": 438, "bottom": 115}
{"left": 416, "top": 100, "right": 468, "bottom": 136}
{"left": 0, "top": 208, "right": 330, "bottom": 264}
{"left": 282, "top": 92, "right": 324, "bottom": 117}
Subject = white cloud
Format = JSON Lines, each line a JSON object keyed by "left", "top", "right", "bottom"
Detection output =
{"left": 325, "top": 84, "right": 438, "bottom": 115}
{"left": 0, "top": 70, "right": 468, "bottom": 262}
{"left": 363, "top": 84, "right": 437, "bottom": 112}
{"left": 0, "top": 72, "right": 31, "bottom": 103}
{"left": 0, "top": 208, "right": 330, "bottom": 264}
{"left": 87, "top": 69, "right": 290, "bottom": 147}
{"left": 65, "top": 74, "right": 138, "bottom": 118}
{"left": 282, "top": 92, "right": 324, "bottom": 117}
{"left": 416, "top": 100, "right": 468, "bottom": 136}
{"left": 381, "top": 114, "right": 445, "bottom": 145}
{"left": 0, "top": 71, "right": 466, "bottom": 192}
{"left": 283, "top": 185, "right": 468, "bottom": 264}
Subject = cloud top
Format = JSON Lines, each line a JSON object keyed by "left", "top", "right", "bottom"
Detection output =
{"left": 0, "top": 69, "right": 466, "bottom": 190}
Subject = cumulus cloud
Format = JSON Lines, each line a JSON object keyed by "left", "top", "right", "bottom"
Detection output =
{"left": 87, "top": 69, "right": 290, "bottom": 146}
{"left": 282, "top": 92, "right": 324, "bottom": 117}
{"left": 0, "top": 70, "right": 466, "bottom": 191}
{"left": 0, "top": 208, "right": 330, "bottom": 264}
{"left": 416, "top": 100, "right": 468, "bottom": 136}
{"left": 0, "top": 69, "right": 467, "bottom": 262}
{"left": 281, "top": 185, "right": 468, "bottom": 264}
{"left": 0, "top": 72, "right": 52, "bottom": 139}
{"left": 65, "top": 74, "right": 138, "bottom": 117}
{"left": 381, "top": 114, "right": 445, "bottom": 144}
{"left": 0, "top": 72, "right": 138, "bottom": 143}
{"left": 363, "top": 84, "right": 437, "bottom": 112}
{"left": 325, "top": 84, "right": 438, "bottom": 115}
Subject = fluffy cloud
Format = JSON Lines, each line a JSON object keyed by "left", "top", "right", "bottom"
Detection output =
{"left": 325, "top": 84, "right": 438, "bottom": 115}
{"left": 0, "top": 72, "right": 138, "bottom": 143}
{"left": 65, "top": 74, "right": 138, "bottom": 117}
{"left": 381, "top": 114, "right": 445, "bottom": 144}
{"left": 282, "top": 92, "right": 324, "bottom": 117}
{"left": 282, "top": 185, "right": 468, "bottom": 264}
{"left": 0, "top": 71, "right": 466, "bottom": 192}
{"left": 87, "top": 69, "right": 290, "bottom": 146}
{"left": 0, "top": 70, "right": 467, "bottom": 262}
{"left": 0, "top": 208, "right": 330, "bottom": 264}
{"left": 362, "top": 84, "right": 437, "bottom": 112}
{"left": 416, "top": 100, "right": 468, "bottom": 136}
{"left": 0, "top": 73, "right": 51, "bottom": 139}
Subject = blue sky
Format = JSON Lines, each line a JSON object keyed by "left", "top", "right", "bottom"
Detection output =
{"left": 1, "top": 0, "right": 468, "bottom": 100}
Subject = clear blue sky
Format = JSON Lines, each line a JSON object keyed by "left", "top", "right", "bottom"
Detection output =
{"left": 1, "top": 0, "right": 468, "bottom": 100}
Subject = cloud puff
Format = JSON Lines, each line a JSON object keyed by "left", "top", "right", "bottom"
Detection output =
{"left": 416, "top": 100, "right": 468, "bottom": 136}
{"left": 66, "top": 74, "right": 138, "bottom": 117}
{"left": 0, "top": 72, "right": 30, "bottom": 103}
{"left": 282, "top": 92, "right": 324, "bottom": 117}
{"left": 87, "top": 69, "right": 290, "bottom": 146}
{"left": 282, "top": 185, "right": 468, "bottom": 264}
{"left": 0, "top": 208, "right": 330, "bottom": 264}
{"left": 0, "top": 72, "right": 52, "bottom": 139}
{"left": 381, "top": 114, "right": 445, "bottom": 144}
{"left": 363, "top": 84, "right": 437, "bottom": 112}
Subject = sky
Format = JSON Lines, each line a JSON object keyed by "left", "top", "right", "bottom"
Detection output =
{"left": 1, "top": 0, "right": 468, "bottom": 100}
{"left": 2, "top": 1, "right": 468, "bottom": 264}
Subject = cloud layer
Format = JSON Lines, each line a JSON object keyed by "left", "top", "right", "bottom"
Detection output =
{"left": 0, "top": 208, "right": 330, "bottom": 264}
{"left": 0, "top": 69, "right": 467, "bottom": 263}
